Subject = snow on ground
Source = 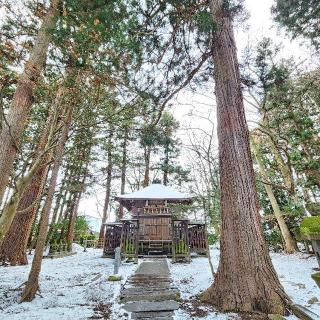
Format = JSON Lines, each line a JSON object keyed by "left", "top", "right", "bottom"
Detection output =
{"left": 0, "top": 246, "right": 137, "bottom": 320}
{"left": 0, "top": 246, "right": 319, "bottom": 320}
{"left": 170, "top": 247, "right": 320, "bottom": 319}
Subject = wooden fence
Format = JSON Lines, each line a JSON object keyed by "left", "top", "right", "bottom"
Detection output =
{"left": 172, "top": 219, "right": 190, "bottom": 262}
{"left": 103, "top": 223, "right": 122, "bottom": 257}
{"left": 188, "top": 223, "right": 208, "bottom": 255}
{"left": 120, "top": 219, "right": 139, "bottom": 262}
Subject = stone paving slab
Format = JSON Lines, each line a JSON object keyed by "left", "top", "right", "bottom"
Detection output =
{"left": 123, "top": 300, "right": 179, "bottom": 312}
{"left": 120, "top": 258, "right": 180, "bottom": 319}
{"left": 131, "top": 311, "right": 174, "bottom": 320}
{"left": 121, "top": 290, "right": 180, "bottom": 303}
{"left": 135, "top": 259, "right": 169, "bottom": 275}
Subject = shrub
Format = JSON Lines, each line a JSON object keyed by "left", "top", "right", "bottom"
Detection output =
{"left": 265, "top": 228, "right": 283, "bottom": 252}
{"left": 207, "top": 233, "right": 219, "bottom": 245}
{"left": 300, "top": 216, "right": 320, "bottom": 235}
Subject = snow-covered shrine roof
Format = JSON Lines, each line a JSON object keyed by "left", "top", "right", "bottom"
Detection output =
{"left": 115, "top": 183, "right": 192, "bottom": 202}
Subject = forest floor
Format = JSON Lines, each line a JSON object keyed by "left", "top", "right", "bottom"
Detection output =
{"left": 0, "top": 245, "right": 319, "bottom": 319}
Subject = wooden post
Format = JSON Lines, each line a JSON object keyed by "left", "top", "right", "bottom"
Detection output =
{"left": 172, "top": 220, "right": 176, "bottom": 263}
{"left": 83, "top": 239, "right": 87, "bottom": 252}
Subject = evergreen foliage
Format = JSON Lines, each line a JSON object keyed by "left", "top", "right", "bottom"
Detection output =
{"left": 272, "top": 0, "right": 320, "bottom": 48}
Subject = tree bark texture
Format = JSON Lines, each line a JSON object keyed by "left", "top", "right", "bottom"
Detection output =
{"left": 66, "top": 193, "right": 81, "bottom": 251}
{"left": 98, "top": 131, "right": 113, "bottom": 243}
{"left": 0, "top": 83, "right": 66, "bottom": 265}
{"left": 252, "top": 136, "right": 298, "bottom": 253}
{"left": 45, "top": 108, "right": 73, "bottom": 245}
{"left": 201, "top": 0, "right": 289, "bottom": 314}
{"left": 20, "top": 101, "right": 77, "bottom": 299}
{"left": 0, "top": 144, "right": 52, "bottom": 265}
{"left": 163, "top": 142, "right": 169, "bottom": 186}
{"left": 118, "top": 127, "right": 128, "bottom": 220}
{"left": 143, "top": 146, "right": 151, "bottom": 187}
{"left": 0, "top": 0, "right": 60, "bottom": 204}
{"left": 65, "top": 163, "right": 88, "bottom": 250}
{"left": 0, "top": 103, "right": 58, "bottom": 247}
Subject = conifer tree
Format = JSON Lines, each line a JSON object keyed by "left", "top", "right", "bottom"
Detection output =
{"left": 272, "top": 0, "right": 320, "bottom": 48}
{"left": 201, "top": 0, "right": 289, "bottom": 314}
{"left": 0, "top": 0, "right": 60, "bottom": 204}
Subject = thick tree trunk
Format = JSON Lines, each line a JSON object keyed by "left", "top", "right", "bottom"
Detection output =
{"left": 201, "top": 0, "right": 289, "bottom": 314}
{"left": 0, "top": 0, "right": 60, "bottom": 204}
{"left": 20, "top": 104, "right": 74, "bottom": 299}
{"left": 0, "top": 153, "right": 52, "bottom": 265}
{"left": 0, "top": 165, "right": 40, "bottom": 245}
{"left": 252, "top": 137, "right": 298, "bottom": 253}
{"left": 0, "top": 84, "right": 66, "bottom": 265}
{"left": 0, "top": 103, "right": 58, "bottom": 247}
{"left": 98, "top": 131, "right": 113, "bottom": 243}
{"left": 143, "top": 146, "right": 151, "bottom": 187}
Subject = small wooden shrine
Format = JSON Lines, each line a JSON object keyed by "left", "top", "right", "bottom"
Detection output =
{"left": 102, "top": 181, "right": 208, "bottom": 261}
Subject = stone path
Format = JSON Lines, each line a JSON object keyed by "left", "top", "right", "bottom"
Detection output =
{"left": 120, "top": 259, "right": 180, "bottom": 319}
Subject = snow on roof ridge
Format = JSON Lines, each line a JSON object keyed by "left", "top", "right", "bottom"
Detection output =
{"left": 116, "top": 183, "right": 191, "bottom": 200}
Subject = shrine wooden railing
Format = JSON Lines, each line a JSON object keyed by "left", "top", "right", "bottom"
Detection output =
{"left": 188, "top": 223, "right": 208, "bottom": 255}
{"left": 172, "top": 219, "right": 190, "bottom": 262}
{"left": 120, "top": 219, "right": 139, "bottom": 261}
{"left": 103, "top": 223, "right": 122, "bottom": 257}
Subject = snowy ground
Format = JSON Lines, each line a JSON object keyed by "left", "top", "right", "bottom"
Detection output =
{"left": 0, "top": 246, "right": 319, "bottom": 320}
{"left": 0, "top": 245, "right": 137, "bottom": 320}
{"left": 170, "top": 247, "right": 320, "bottom": 319}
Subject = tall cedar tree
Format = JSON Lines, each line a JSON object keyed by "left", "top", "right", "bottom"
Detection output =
{"left": 0, "top": 82, "right": 67, "bottom": 264}
{"left": 20, "top": 102, "right": 74, "bottom": 301}
{"left": 201, "top": 0, "right": 289, "bottom": 314}
{"left": 0, "top": 0, "right": 60, "bottom": 204}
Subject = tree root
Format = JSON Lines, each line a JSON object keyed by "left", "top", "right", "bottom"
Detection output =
{"left": 19, "top": 283, "right": 40, "bottom": 303}
{"left": 13, "top": 281, "right": 27, "bottom": 291}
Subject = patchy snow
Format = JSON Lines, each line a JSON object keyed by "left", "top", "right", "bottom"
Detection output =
{"left": 0, "top": 246, "right": 319, "bottom": 320}
{"left": 0, "top": 247, "right": 137, "bottom": 320}
{"left": 170, "top": 248, "right": 320, "bottom": 319}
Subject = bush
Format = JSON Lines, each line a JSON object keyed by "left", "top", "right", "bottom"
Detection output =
{"left": 50, "top": 216, "right": 93, "bottom": 244}
{"left": 265, "top": 229, "right": 283, "bottom": 252}
{"left": 207, "top": 233, "right": 219, "bottom": 245}
{"left": 300, "top": 216, "right": 320, "bottom": 235}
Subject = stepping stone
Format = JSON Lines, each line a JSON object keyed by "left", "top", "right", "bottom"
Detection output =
{"left": 120, "top": 289, "right": 180, "bottom": 302}
{"left": 120, "top": 258, "right": 180, "bottom": 319}
{"left": 135, "top": 260, "right": 169, "bottom": 275}
{"left": 131, "top": 311, "right": 174, "bottom": 319}
{"left": 123, "top": 300, "right": 179, "bottom": 313}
